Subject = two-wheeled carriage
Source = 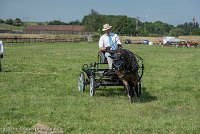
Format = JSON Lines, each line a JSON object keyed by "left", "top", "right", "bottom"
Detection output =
{"left": 78, "top": 50, "right": 144, "bottom": 98}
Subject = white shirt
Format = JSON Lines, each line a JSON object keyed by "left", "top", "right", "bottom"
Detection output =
{"left": 99, "top": 33, "right": 121, "bottom": 50}
{"left": 0, "top": 41, "right": 3, "bottom": 54}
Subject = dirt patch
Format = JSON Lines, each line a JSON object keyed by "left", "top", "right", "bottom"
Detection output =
{"left": 33, "top": 123, "right": 64, "bottom": 134}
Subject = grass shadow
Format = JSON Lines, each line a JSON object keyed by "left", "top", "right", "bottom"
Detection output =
{"left": 94, "top": 86, "right": 157, "bottom": 103}
{"left": 95, "top": 87, "right": 126, "bottom": 97}
{"left": 137, "top": 87, "right": 157, "bottom": 103}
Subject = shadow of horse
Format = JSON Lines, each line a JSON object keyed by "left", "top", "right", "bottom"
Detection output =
{"left": 136, "top": 87, "right": 157, "bottom": 103}
{"left": 95, "top": 87, "right": 157, "bottom": 103}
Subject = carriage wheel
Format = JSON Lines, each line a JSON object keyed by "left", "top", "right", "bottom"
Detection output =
{"left": 98, "top": 52, "right": 105, "bottom": 63}
{"left": 78, "top": 71, "right": 85, "bottom": 92}
{"left": 90, "top": 76, "right": 95, "bottom": 97}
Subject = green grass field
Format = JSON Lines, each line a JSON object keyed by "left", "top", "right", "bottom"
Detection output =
{"left": 0, "top": 42, "right": 199, "bottom": 134}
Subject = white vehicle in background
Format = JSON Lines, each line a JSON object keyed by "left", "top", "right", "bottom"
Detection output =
{"left": 163, "top": 36, "right": 181, "bottom": 45}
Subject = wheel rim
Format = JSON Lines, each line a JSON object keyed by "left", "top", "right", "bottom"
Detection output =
{"left": 78, "top": 72, "right": 85, "bottom": 92}
{"left": 98, "top": 54, "right": 101, "bottom": 63}
{"left": 90, "top": 77, "right": 95, "bottom": 96}
{"left": 98, "top": 52, "right": 104, "bottom": 63}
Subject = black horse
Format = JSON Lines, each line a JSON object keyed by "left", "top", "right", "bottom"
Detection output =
{"left": 109, "top": 49, "right": 142, "bottom": 103}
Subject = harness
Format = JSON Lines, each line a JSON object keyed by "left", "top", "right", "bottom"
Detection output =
{"left": 119, "top": 49, "right": 139, "bottom": 72}
{"left": 108, "top": 48, "right": 144, "bottom": 80}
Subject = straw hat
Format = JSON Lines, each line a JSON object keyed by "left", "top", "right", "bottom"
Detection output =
{"left": 102, "top": 24, "right": 112, "bottom": 31}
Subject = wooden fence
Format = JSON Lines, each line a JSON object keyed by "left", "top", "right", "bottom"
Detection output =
{"left": 0, "top": 36, "right": 85, "bottom": 44}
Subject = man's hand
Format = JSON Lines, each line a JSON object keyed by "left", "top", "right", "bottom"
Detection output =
{"left": 105, "top": 47, "right": 111, "bottom": 50}
{"left": 118, "top": 44, "right": 122, "bottom": 48}
{"left": 99, "top": 46, "right": 111, "bottom": 51}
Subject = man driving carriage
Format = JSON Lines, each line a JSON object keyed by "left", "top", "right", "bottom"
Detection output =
{"left": 98, "top": 24, "right": 122, "bottom": 69}
{"left": 78, "top": 24, "right": 144, "bottom": 102}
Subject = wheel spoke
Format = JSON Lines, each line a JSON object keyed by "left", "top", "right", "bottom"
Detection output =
{"left": 90, "top": 76, "right": 95, "bottom": 96}
{"left": 78, "top": 72, "right": 85, "bottom": 92}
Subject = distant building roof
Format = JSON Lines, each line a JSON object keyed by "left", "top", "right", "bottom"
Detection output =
{"left": 0, "top": 29, "right": 12, "bottom": 33}
{"left": 25, "top": 25, "right": 85, "bottom": 32}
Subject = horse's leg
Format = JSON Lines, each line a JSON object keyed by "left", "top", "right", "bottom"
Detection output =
{"left": 129, "top": 81, "right": 139, "bottom": 102}
{"left": 131, "top": 72, "right": 140, "bottom": 97}
{"left": 132, "top": 79, "right": 140, "bottom": 98}
{"left": 121, "top": 79, "right": 133, "bottom": 103}
{"left": 133, "top": 83, "right": 139, "bottom": 97}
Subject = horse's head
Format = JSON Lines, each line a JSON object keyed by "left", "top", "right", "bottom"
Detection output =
{"left": 109, "top": 50, "right": 128, "bottom": 78}
{"left": 109, "top": 52, "right": 124, "bottom": 70}
{"left": 110, "top": 49, "right": 139, "bottom": 78}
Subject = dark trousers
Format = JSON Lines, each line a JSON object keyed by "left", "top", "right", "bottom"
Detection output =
{"left": 0, "top": 58, "right": 2, "bottom": 72}
{"left": 0, "top": 54, "right": 2, "bottom": 72}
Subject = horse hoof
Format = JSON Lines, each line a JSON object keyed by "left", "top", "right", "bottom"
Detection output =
{"left": 129, "top": 97, "right": 133, "bottom": 103}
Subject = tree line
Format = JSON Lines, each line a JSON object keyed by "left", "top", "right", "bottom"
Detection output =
{"left": 0, "top": 18, "right": 24, "bottom": 26}
{"left": 1, "top": 9, "right": 200, "bottom": 36}
{"left": 81, "top": 9, "right": 200, "bottom": 36}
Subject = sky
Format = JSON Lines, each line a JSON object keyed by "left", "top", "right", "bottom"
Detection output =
{"left": 0, "top": 0, "right": 199, "bottom": 26}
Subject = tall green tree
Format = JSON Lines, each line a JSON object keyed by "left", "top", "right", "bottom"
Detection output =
{"left": 177, "top": 22, "right": 199, "bottom": 35}
{"left": 0, "top": 19, "right": 4, "bottom": 24}
{"left": 5, "top": 19, "right": 13, "bottom": 25}
{"left": 82, "top": 9, "right": 104, "bottom": 32}
{"left": 191, "top": 28, "right": 200, "bottom": 35}
{"left": 13, "top": 18, "right": 24, "bottom": 26}
{"left": 169, "top": 28, "right": 185, "bottom": 37}
{"left": 47, "top": 20, "right": 66, "bottom": 25}
{"left": 68, "top": 20, "right": 82, "bottom": 25}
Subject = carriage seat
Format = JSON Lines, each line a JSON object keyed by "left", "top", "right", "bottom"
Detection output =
{"left": 98, "top": 51, "right": 108, "bottom": 64}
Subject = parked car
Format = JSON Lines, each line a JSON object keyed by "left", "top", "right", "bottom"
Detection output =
{"left": 125, "top": 39, "right": 132, "bottom": 44}
{"left": 143, "top": 40, "right": 149, "bottom": 45}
